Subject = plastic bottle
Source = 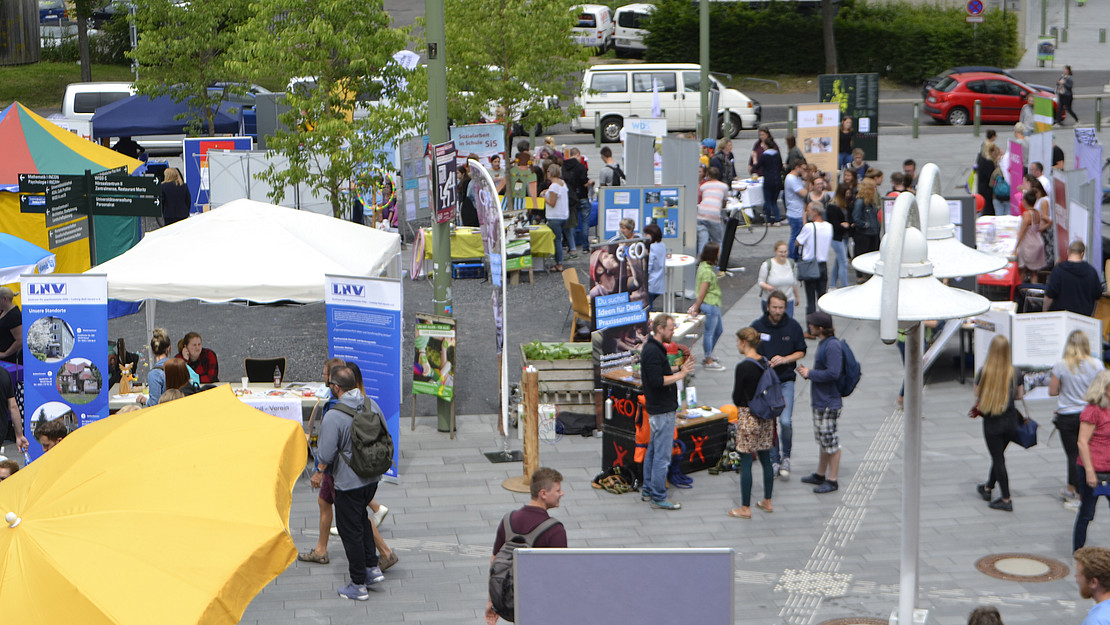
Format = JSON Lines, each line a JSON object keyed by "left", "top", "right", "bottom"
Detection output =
{"left": 273, "top": 365, "right": 282, "bottom": 388}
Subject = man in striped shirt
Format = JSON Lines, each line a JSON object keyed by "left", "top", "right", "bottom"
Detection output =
{"left": 697, "top": 166, "right": 729, "bottom": 258}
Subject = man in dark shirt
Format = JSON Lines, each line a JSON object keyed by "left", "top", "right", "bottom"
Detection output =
{"left": 639, "top": 314, "right": 695, "bottom": 510}
{"left": 562, "top": 148, "right": 594, "bottom": 253}
{"left": 486, "top": 467, "right": 567, "bottom": 625}
{"left": 751, "top": 290, "right": 807, "bottom": 479}
{"left": 797, "top": 312, "right": 844, "bottom": 494}
{"left": 1044, "top": 241, "right": 1102, "bottom": 315}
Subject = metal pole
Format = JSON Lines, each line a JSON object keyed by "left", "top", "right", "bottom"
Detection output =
{"left": 594, "top": 111, "right": 601, "bottom": 148}
{"left": 1040, "top": 0, "right": 1046, "bottom": 36}
{"left": 1097, "top": 97, "right": 1103, "bottom": 132}
{"left": 786, "top": 105, "right": 795, "bottom": 136}
{"left": 1065, "top": 0, "right": 1070, "bottom": 29}
{"left": 912, "top": 103, "right": 919, "bottom": 139}
{"left": 724, "top": 107, "right": 732, "bottom": 139}
{"left": 973, "top": 100, "right": 981, "bottom": 137}
{"left": 699, "top": 0, "right": 709, "bottom": 140}
{"left": 899, "top": 322, "right": 924, "bottom": 625}
{"left": 426, "top": 0, "right": 453, "bottom": 432}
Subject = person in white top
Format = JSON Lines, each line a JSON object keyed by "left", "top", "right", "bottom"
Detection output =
{"left": 757, "top": 240, "right": 800, "bottom": 319}
{"left": 697, "top": 167, "right": 729, "bottom": 258}
{"left": 795, "top": 202, "right": 833, "bottom": 317}
{"left": 544, "top": 163, "right": 570, "bottom": 272}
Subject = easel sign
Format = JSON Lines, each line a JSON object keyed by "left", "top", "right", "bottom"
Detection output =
{"left": 411, "top": 313, "right": 457, "bottom": 434}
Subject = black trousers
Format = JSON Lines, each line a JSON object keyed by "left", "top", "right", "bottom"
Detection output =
{"left": 1056, "top": 412, "right": 1083, "bottom": 492}
{"left": 983, "top": 415, "right": 1016, "bottom": 499}
{"left": 335, "top": 480, "right": 379, "bottom": 583}
{"left": 803, "top": 262, "right": 828, "bottom": 315}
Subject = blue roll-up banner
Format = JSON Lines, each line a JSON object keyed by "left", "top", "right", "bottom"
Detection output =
{"left": 325, "top": 275, "right": 403, "bottom": 480}
{"left": 20, "top": 273, "right": 108, "bottom": 462}
{"left": 183, "top": 136, "right": 253, "bottom": 215}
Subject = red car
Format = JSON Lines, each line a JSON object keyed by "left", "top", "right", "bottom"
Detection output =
{"left": 924, "top": 72, "right": 1056, "bottom": 126}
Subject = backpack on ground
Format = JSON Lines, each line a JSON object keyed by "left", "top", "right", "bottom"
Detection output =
{"left": 745, "top": 357, "right": 785, "bottom": 420}
{"left": 489, "top": 513, "right": 561, "bottom": 622}
{"left": 606, "top": 163, "right": 625, "bottom": 186}
{"left": 333, "top": 398, "right": 394, "bottom": 479}
{"left": 834, "top": 338, "right": 862, "bottom": 397}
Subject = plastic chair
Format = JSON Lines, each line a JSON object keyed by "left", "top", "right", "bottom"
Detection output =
{"left": 561, "top": 268, "right": 581, "bottom": 332}
{"left": 244, "top": 357, "right": 287, "bottom": 383}
{"left": 568, "top": 282, "right": 592, "bottom": 342}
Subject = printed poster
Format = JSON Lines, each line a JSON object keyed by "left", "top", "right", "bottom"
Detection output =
{"left": 413, "top": 313, "right": 456, "bottom": 402}
{"left": 431, "top": 141, "right": 458, "bottom": 224}
{"left": 183, "top": 137, "right": 253, "bottom": 214}
{"left": 325, "top": 275, "right": 403, "bottom": 479}
{"left": 20, "top": 274, "right": 108, "bottom": 462}
{"left": 796, "top": 103, "right": 841, "bottom": 187}
{"left": 506, "top": 237, "right": 532, "bottom": 272}
{"left": 590, "top": 240, "right": 651, "bottom": 378}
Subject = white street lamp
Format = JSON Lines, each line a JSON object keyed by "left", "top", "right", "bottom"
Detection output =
{"left": 818, "top": 184, "right": 991, "bottom": 625}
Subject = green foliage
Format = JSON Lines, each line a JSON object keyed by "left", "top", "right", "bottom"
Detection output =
{"left": 643, "top": 0, "right": 1019, "bottom": 84}
{"left": 41, "top": 15, "right": 132, "bottom": 65}
{"left": 131, "top": 0, "right": 252, "bottom": 136}
{"left": 442, "top": 0, "right": 590, "bottom": 151}
{"left": 0, "top": 63, "right": 135, "bottom": 109}
{"left": 521, "top": 341, "right": 592, "bottom": 361}
{"left": 231, "top": 0, "right": 416, "bottom": 217}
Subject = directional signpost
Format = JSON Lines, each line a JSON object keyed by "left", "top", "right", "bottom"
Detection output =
{"left": 18, "top": 168, "right": 161, "bottom": 264}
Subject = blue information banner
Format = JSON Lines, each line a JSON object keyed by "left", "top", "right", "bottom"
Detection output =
{"left": 183, "top": 136, "right": 253, "bottom": 214}
{"left": 599, "top": 186, "right": 683, "bottom": 243}
{"left": 20, "top": 274, "right": 108, "bottom": 462}
{"left": 325, "top": 275, "right": 403, "bottom": 480}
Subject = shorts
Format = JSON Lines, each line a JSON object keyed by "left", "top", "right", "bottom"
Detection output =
{"left": 319, "top": 472, "right": 335, "bottom": 505}
{"left": 812, "top": 407, "right": 841, "bottom": 454}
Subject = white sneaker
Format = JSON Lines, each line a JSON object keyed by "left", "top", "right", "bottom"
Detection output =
{"left": 372, "top": 505, "right": 389, "bottom": 527}
{"left": 329, "top": 526, "right": 339, "bottom": 536}
{"left": 1065, "top": 499, "right": 1081, "bottom": 512}
{"left": 779, "top": 457, "right": 791, "bottom": 478}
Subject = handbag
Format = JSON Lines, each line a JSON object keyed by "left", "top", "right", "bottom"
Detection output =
{"left": 796, "top": 223, "right": 820, "bottom": 280}
{"left": 1014, "top": 399, "right": 1038, "bottom": 449}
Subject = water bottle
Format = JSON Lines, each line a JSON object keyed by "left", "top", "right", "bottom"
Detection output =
{"left": 273, "top": 365, "right": 282, "bottom": 388}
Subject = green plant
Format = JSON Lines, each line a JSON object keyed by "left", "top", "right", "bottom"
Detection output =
{"left": 521, "top": 341, "right": 592, "bottom": 361}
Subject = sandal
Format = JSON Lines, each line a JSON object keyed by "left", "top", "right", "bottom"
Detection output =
{"left": 297, "top": 549, "right": 329, "bottom": 564}
{"left": 756, "top": 500, "right": 774, "bottom": 514}
{"left": 727, "top": 507, "right": 751, "bottom": 519}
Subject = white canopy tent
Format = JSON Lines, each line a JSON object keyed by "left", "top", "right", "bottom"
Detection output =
{"left": 89, "top": 198, "right": 402, "bottom": 357}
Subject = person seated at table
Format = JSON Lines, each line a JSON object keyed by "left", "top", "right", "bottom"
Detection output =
{"left": 162, "top": 358, "right": 199, "bottom": 400}
{"left": 645, "top": 223, "right": 666, "bottom": 312}
{"left": 158, "top": 388, "right": 185, "bottom": 404}
{"left": 609, "top": 218, "right": 636, "bottom": 242}
{"left": 139, "top": 328, "right": 173, "bottom": 406}
{"left": 176, "top": 332, "right": 219, "bottom": 383}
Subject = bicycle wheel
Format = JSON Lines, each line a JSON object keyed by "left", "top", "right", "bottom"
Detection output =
{"left": 734, "top": 211, "right": 767, "bottom": 246}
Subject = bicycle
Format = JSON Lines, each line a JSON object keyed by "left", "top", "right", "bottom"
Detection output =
{"left": 728, "top": 202, "right": 768, "bottom": 246}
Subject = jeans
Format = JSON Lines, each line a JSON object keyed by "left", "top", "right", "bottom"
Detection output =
{"left": 548, "top": 218, "right": 566, "bottom": 265}
{"left": 760, "top": 298, "right": 795, "bottom": 320}
{"left": 701, "top": 303, "right": 723, "bottom": 361}
{"left": 740, "top": 450, "right": 774, "bottom": 506}
{"left": 1056, "top": 412, "right": 1083, "bottom": 493}
{"left": 646, "top": 292, "right": 660, "bottom": 312}
{"left": 993, "top": 196, "right": 1010, "bottom": 216}
{"left": 829, "top": 239, "right": 850, "bottom": 288}
{"left": 1074, "top": 482, "right": 1110, "bottom": 551}
{"left": 762, "top": 185, "right": 782, "bottom": 224}
{"left": 696, "top": 219, "right": 724, "bottom": 258}
{"left": 787, "top": 216, "right": 803, "bottom": 259}
{"left": 838, "top": 153, "right": 852, "bottom": 171}
{"left": 803, "top": 262, "right": 828, "bottom": 316}
{"left": 770, "top": 380, "right": 795, "bottom": 464}
{"left": 575, "top": 199, "right": 591, "bottom": 251}
{"left": 644, "top": 411, "right": 677, "bottom": 502}
{"left": 335, "top": 480, "right": 380, "bottom": 584}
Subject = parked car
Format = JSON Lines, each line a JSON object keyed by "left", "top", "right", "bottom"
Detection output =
{"left": 570, "top": 63, "right": 760, "bottom": 142}
{"left": 924, "top": 72, "right": 1056, "bottom": 126}
{"left": 921, "top": 66, "right": 1054, "bottom": 99}
{"left": 613, "top": 3, "right": 654, "bottom": 58}
{"left": 39, "top": 0, "right": 68, "bottom": 23}
{"left": 207, "top": 82, "right": 273, "bottom": 108}
{"left": 571, "top": 4, "right": 615, "bottom": 54}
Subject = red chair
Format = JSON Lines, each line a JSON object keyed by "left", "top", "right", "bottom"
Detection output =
{"left": 976, "top": 261, "right": 1020, "bottom": 301}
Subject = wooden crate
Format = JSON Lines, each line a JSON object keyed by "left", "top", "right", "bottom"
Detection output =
{"left": 520, "top": 343, "right": 595, "bottom": 407}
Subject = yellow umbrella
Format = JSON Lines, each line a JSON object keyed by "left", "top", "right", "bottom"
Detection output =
{"left": 0, "top": 386, "right": 306, "bottom": 625}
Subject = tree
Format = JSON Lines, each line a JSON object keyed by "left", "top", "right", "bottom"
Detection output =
{"left": 130, "top": 0, "right": 252, "bottom": 135}
{"left": 822, "top": 0, "right": 837, "bottom": 74}
{"left": 442, "top": 0, "right": 590, "bottom": 155}
{"left": 231, "top": 0, "right": 417, "bottom": 218}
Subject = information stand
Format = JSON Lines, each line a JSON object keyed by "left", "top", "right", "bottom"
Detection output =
{"left": 598, "top": 185, "right": 685, "bottom": 252}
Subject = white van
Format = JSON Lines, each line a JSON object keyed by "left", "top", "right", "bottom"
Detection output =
{"left": 613, "top": 3, "right": 655, "bottom": 58}
{"left": 569, "top": 63, "right": 761, "bottom": 142}
{"left": 571, "top": 5, "right": 615, "bottom": 54}
{"left": 61, "top": 82, "right": 188, "bottom": 154}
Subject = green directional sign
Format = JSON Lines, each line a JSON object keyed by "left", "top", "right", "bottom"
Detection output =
{"left": 90, "top": 194, "right": 162, "bottom": 217}
{"left": 92, "top": 175, "right": 160, "bottom": 197}
{"left": 18, "top": 173, "right": 68, "bottom": 194}
{"left": 94, "top": 166, "right": 128, "bottom": 178}
{"left": 45, "top": 178, "right": 87, "bottom": 210}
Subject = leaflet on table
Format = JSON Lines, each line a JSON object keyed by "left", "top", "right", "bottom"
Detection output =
{"left": 20, "top": 274, "right": 108, "bottom": 462}
{"left": 506, "top": 238, "right": 532, "bottom": 272}
{"left": 325, "top": 275, "right": 403, "bottom": 479}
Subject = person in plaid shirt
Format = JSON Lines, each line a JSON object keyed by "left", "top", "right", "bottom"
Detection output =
{"left": 176, "top": 331, "right": 219, "bottom": 383}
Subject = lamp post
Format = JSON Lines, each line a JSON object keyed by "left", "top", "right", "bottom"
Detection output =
{"left": 818, "top": 172, "right": 996, "bottom": 625}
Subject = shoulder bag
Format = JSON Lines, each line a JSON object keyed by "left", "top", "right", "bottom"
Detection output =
{"left": 796, "top": 223, "right": 820, "bottom": 280}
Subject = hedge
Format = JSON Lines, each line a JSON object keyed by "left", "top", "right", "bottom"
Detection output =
{"left": 642, "top": 0, "right": 1019, "bottom": 84}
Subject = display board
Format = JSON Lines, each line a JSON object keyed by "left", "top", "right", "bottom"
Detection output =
{"left": 598, "top": 185, "right": 684, "bottom": 247}
{"left": 974, "top": 307, "right": 1100, "bottom": 371}
{"left": 1007, "top": 140, "right": 1025, "bottom": 214}
{"left": 412, "top": 313, "right": 456, "bottom": 402}
{"left": 818, "top": 73, "right": 879, "bottom": 161}
{"left": 796, "top": 103, "right": 840, "bottom": 183}
{"left": 21, "top": 273, "right": 108, "bottom": 462}
{"left": 1074, "top": 128, "right": 1104, "bottom": 277}
{"left": 514, "top": 548, "right": 733, "bottom": 625}
{"left": 400, "top": 135, "right": 431, "bottom": 222}
{"left": 325, "top": 275, "right": 402, "bottom": 480}
{"left": 590, "top": 240, "right": 651, "bottom": 377}
{"left": 183, "top": 137, "right": 253, "bottom": 214}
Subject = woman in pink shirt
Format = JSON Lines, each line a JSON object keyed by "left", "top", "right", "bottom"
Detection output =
{"left": 1074, "top": 370, "right": 1110, "bottom": 551}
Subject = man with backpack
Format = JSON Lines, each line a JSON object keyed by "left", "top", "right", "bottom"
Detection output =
{"left": 486, "top": 467, "right": 567, "bottom": 624}
{"left": 598, "top": 146, "right": 624, "bottom": 187}
{"left": 797, "top": 311, "right": 845, "bottom": 494}
{"left": 751, "top": 290, "right": 807, "bottom": 480}
{"left": 311, "top": 365, "right": 386, "bottom": 600}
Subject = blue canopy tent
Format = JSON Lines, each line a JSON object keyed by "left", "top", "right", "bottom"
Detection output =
{"left": 90, "top": 95, "right": 241, "bottom": 138}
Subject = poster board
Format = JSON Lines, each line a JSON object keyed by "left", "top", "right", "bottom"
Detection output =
{"left": 1011, "top": 311, "right": 1101, "bottom": 368}
{"left": 400, "top": 135, "right": 431, "bottom": 222}
{"left": 325, "top": 275, "right": 403, "bottom": 480}
{"left": 20, "top": 274, "right": 108, "bottom": 462}
{"left": 412, "top": 313, "right": 456, "bottom": 402}
{"left": 598, "top": 185, "right": 684, "bottom": 250}
{"left": 796, "top": 103, "right": 840, "bottom": 184}
{"left": 818, "top": 73, "right": 880, "bottom": 161}
{"left": 183, "top": 137, "right": 253, "bottom": 214}
{"left": 449, "top": 123, "right": 504, "bottom": 159}
{"left": 590, "top": 240, "right": 651, "bottom": 378}
{"left": 1007, "top": 140, "right": 1025, "bottom": 214}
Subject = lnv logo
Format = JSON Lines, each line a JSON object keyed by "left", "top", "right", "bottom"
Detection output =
{"left": 332, "top": 283, "right": 364, "bottom": 297}
{"left": 28, "top": 283, "right": 66, "bottom": 295}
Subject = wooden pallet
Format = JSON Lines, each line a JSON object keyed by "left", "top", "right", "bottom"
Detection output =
{"left": 520, "top": 343, "right": 595, "bottom": 407}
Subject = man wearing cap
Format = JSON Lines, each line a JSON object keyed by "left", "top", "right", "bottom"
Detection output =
{"left": 797, "top": 311, "right": 843, "bottom": 494}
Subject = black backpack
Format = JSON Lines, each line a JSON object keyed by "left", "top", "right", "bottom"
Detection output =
{"left": 488, "top": 513, "right": 561, "bottom": 622}
{"left": 832, "top": 338, "right": 862, "bottom": 397}
{"left": 745, "top": 357, "right": 785, "bottom": 420}
{"left": 606, "top": 163, "right": 625, "bottom": 186}
{"left": 333, "top": 398, "right": 394, "bottom": 479}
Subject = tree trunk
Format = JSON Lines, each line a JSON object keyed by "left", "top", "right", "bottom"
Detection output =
{"left": 77, "top": 6, "right": 91, "bottom": 82}
{"left": 822, "top": 0, "right": 837, "bottom": 75}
